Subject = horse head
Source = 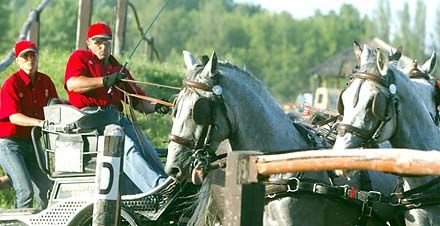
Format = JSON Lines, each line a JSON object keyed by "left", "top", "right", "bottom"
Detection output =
{"left": 335, "top": 42, "right": 398, "bottom": 149}
{"left": 166, "top": 51, "right": 231, "bottom": 184}
{"left": 338, "top": 44, "right": 440, "bottom": 225}
{"left": 401, "top": 51, "right": 436, "bottom": 79}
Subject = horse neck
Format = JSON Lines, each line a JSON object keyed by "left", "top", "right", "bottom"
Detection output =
{"left": 217, "top": 65, "right": 309, "bottom": 152}
{"left": 389, "top": 70, "right": 440, "bottom": 149}
{"left": 411, "top": 78, "right": 437, "bottom": 114}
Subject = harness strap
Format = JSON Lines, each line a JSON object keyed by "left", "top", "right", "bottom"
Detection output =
{"left": 264, "top": 178, "right": 391, "bottom": 203}
{"left": 390, "top": 176, "right": 440, "bottom": 209}
{"left": 337, "top": 123, "right": 372, "bottom": 139}
{"left": 399, "top": 176, "right": 440, "bottom": 197}
{"left": 353, "top": 72, "right": 390, "bottom": 88}
{"left": 398, "top": 193, "right": 440, "bottom": 209}
{"left": 265, "top": 178, "right": 392, "bottom": 225}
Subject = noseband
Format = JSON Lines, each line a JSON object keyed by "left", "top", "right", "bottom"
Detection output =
{"left": 169, "top": 78, "right": 230, "bottom": 173}
{"left": 337, "top": 71, "right": 398, "bottom": 146}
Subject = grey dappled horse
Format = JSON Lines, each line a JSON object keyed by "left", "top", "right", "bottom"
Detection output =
{"left": 334, "top": 44, "right": 440, "bottom": 226}
{"left": 166, "top": 50, "right": 396, "bottom": 226}
{"left": 390, "top": 48, "right": 438, "bottom": 122}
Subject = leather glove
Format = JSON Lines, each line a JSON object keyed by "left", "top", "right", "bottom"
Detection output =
{"left": 155, "top": 98, "right": 171, "bottom": 114}
{"left": 103, "top": 72, "right": 126, "bottom": 88}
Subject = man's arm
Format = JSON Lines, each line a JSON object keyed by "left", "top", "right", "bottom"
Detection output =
{"left": 66, "top": 76, "right": 104, "bottom": 93}
{"left": 9, "top": 113, "right": 44, "bottom": 127}
{"left": 135, "top": 99, "right": 155, "bottom": 114}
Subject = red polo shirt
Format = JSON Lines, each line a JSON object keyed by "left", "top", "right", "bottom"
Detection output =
{"left": 64, "top": 50, "right": 145, "bottom": 110}
{"left": 0, "top": 70, "right": 58, "bottom": 139}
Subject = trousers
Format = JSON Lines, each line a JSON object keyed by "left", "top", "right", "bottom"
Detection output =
{"left": 0, "top": 138, "right": 52, "bottom": 209}
{"left": 119, "top": 117, "right": 168, "bottom": 194}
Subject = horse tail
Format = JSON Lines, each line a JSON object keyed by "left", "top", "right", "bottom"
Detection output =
{"left": 187, "top": 178, "right": 221, "bottom": 226}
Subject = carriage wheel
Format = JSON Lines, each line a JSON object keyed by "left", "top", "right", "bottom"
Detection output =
{"left": 68, "top": 204, "right": 139, "bottom": 226}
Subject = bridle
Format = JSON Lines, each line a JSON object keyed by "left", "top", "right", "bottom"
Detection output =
{"left": 336, "top": 71, "right": 398, "bottom": 147}
{"left": 168, "top": 76, "right": 230, "bottom": 174}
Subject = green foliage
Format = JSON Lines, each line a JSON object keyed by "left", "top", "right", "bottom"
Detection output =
{"left": 373, "top": 0, "right": 391, "bottom": 43}
{"left": 0, "top": 187, "right": 15, "bottom": 208}
{"left": 392, "top": 1, "right": 427, "bottom": 60}
{"left": 0, "top": 3, "right": 11, "bottom": 51}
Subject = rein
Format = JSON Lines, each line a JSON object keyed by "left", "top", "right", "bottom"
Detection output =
{"left": 115, "top": 86, "right": 174, "bottom": 107}
{"left": 121, "top": 78, "right": 181, "bottom": 91}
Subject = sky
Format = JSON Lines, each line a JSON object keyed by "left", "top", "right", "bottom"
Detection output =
{"left": 233, "top": 0, "right": 439, "bottom": 48}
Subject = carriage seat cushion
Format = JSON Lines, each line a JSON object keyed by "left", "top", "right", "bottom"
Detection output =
{"left": 43, "top": 104, "right": 120, "bottom": 133}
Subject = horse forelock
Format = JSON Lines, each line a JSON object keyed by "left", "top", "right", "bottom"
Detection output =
{"left": 359, "top": 46, "right": 378, "bottom": 74}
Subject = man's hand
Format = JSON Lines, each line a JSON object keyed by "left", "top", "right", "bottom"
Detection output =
{"left": 37, "top": 120, "right": 45, "bottom": 128}
{"left": 103, "top": 72, "right": 126, "bottom": 88}
{"left": 155, "top": 98, "right": 171, "bottom": 114}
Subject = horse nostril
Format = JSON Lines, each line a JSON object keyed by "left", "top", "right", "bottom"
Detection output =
{"left": 166, "top": 166, "right": 182, "bottom": 178}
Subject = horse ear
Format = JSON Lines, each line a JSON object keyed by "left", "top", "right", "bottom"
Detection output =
{"left": 205, "top": 51, "right": 218, "bottom": 76}
{"left": 389, "top": 46, "right": 402, "bottom": 61}
{"left": 376, "top": 48, "right": 389, "bottom": 76}
{"left": 421, "top": 51, "right": 436, "bottom": 74}
{"left": 183, "top": 50, "right": 197, "bottom": 71}
{"left": 353, "top": 41, "right": 362, "bottom": 67}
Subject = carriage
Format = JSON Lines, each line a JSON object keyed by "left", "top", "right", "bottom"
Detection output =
{"left": 0, "top": 102, "right": 197, "bottom": 226}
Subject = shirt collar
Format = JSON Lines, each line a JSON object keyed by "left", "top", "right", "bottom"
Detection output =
{"left": 17, "top": 69, "right": 40, "bottom": 86}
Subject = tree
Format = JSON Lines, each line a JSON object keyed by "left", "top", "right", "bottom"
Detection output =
{"left": 0, "top": 3, "right": 11, "bottom": 51}
{"left": 39, "top": 1, "right": 77, "bottom": 51}
{"left": 413, "top": 0, "right": 426, "bottom": 59}
{"left": 372, "top": 0, "right": 391, "bottom": 42}
{"left": 393, "top": 1, "right": 426, "bottom": 60}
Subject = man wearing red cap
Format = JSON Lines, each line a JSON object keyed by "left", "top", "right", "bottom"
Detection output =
{"left": 0, "top": 40, "right": 57, "bottom": 209}
{"left": 64, "top": 22, "right": 169, "bottom": 194}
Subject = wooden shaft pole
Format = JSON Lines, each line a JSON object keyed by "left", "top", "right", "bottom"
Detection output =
{"left": 256, "top": 149, "right": 440, "bottom": 176}
{"left": 92, "top": 124, "right": 125, "bottom": 226}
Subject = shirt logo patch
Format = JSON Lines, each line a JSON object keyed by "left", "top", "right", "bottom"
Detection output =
{"left": 45, "top": 89, "right": 49, "bottom": 97}
{"left": 88, "top": 60, "right": 93, "bottom": 65}
{"left": 19, "top": 92, "right": 23, "bottom": 98}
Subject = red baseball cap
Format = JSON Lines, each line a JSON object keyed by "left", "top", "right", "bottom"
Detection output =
{"left": 15, "top": 40, "right": 37, "bottom": 58}
{"left": 87, "top": 22, "right": 112, "bottom": 40}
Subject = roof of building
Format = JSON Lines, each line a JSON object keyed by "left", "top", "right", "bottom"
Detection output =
{"left": 308, "top": 37, "right": 413, "bottom": 77}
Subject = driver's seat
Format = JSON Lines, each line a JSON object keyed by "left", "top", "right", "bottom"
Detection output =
{"left": 32, "top": 99, "right": 119, "bottom": 178}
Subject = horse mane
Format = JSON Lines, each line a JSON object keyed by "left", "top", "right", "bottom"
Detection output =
{"left": 215, "top": 61, "right": 309, "bottom": 152}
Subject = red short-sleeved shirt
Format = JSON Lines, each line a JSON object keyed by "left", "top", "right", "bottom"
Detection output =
{"left": 64, "top": 50, "right": 145, "bottom": 110}
{"left": 0, "top": 70, "right": 58, "bottom": 139}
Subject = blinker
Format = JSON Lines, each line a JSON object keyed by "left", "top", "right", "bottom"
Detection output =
{"left": 193, "top": 98, "right": 213, "bottom": 125}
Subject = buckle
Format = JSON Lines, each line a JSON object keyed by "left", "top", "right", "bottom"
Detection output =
{"left": 286, "top": 177, "right": 300, "bottom": 192}
{"left": 342, "top": 185, "right": 356, "bottom": 199}
{"left": 361, "top": 202, "right": 374, "bottom": 217}
{"left": 389, "top": 192, "right": 402, "bottom": 207}
{"left": 312, "top": 183, "right": 326, "bottom": 193}
{"left": 367, "top": 191, "right": 382, "bottom": 202}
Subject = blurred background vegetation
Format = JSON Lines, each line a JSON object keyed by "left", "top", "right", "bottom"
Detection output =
{"left": 0, "top": 0, "right": 437, "bottom": 207}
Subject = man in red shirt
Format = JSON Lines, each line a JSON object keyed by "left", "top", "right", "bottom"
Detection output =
{"left": 0, "top": 40, "right": 57, "bottom": 209}
{"left": 64, "top": 22, "right": 168, "bottom": 194}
